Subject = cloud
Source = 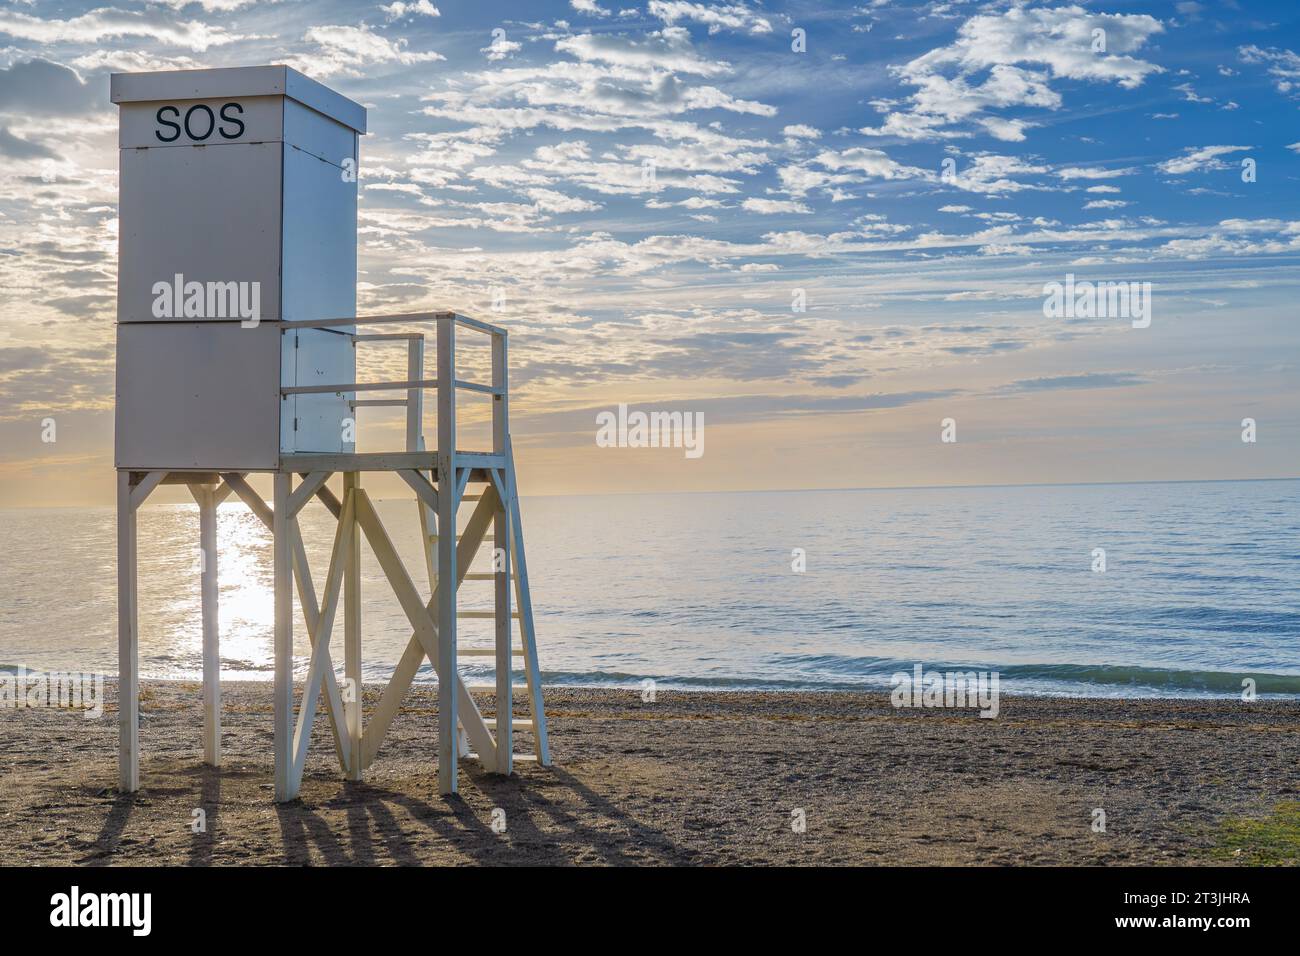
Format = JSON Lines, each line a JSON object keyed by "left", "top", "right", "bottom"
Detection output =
{"left": 416, "top": 32, "right": 776, "bottom": 205}
{"left": 1157, "top": 144, "right": 1251, "bottom": 175}
{"left": 556, "top": 28, "right": 729, "bottom": 76}
{"left": 482, "top": 32, "right": 522, "bottom": 61}
{"left": 1003, "top": 372, "right": 1148, "bottom": 392}
{"left": 1055, "top": 165, "right": 1136, "bottom": 180}
{"left": 0, "top": 6, "right": 246, "bottom": 51}
{"left": 742, "top": 198, "right": 812, "bottom": 214}
{"left": 382, "top": 1, "right": 441, "bottom": 18}
{"left": 297, "top": 24, "right": 445, "bottom": 76}
{"left": 861, "top": 4, "right": 1164, "bottom": 142}
{"left": 1239, "top": 45, "right": 1300, "bottom": 95}
{"left": 815, "top": 146, "right": 927, "bottom": 179}
{"left": 571, "top": 0, "right": 613, "bottom": 16}
{"left": 782, "top": 124, "right": 820, "bottom": 139}
{"left": 0, "top": 60, "right": 97, "bottom": 116}
{"left": 0, "top": 127, "right": 56, "bottom": 159}
{"left": 149, "top": 0, "right": 260, "bottom": 9}
{"left": 647, "top": 1, "right": 773, "bottom": 35}
{"left": 520, "top": 389, "right": 962, "bottom": 431}
{"left": 69, "top": 49, "right": 201, "bottom": 73}
{"left": 1173, "top": 81, "right": 1212, "bottom": 104}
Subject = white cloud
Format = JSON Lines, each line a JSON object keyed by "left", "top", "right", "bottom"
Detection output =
{"left": 946, "top": 153, "right": 1049, "bottom": 195}
{"left": 861, "top": 5, "right": 1164, "bottom": 142}
{"left": 1239, "top": 45, "right": 1300, "bottom": 95}
{"left": 525, "top": 187, "right": 603, "bottom": 213}
{"left": 814, "top": 146, "right": 926, "bottom": 179}
{"left": 0, "top": 5, "right": 247, "bottom": 51}
{"left": 297, "top": 24, "right": 446, "bottom": 76}
{"left": 70, "top": 49, "right": 202, "bottom": 73}
{"left": 557, "top": 28, "right": 728, "bottom": 76}
{"left": 742, "top": 198, "right": 812, "bottom": 214}
{"left": 382, "top": 1, "right": 441, "bottom": 18}
{"left": 1157, "top": 144, "right": 1251, "bottom": 175}
{"left": 1055, "top": 166, "right": 1136, "bottom": 180}
{"left": 1173, "top": 82, "right": 1212, "bottom": 104}
{"left": 152, "top": 0, "right": 259, "bottom": 9}
{"left": 782, "top": 125, "right": 821, "bottom": 139}
{"left": 482, "top": 33, "right": 522, "bottom": 61}
{"left": 571, "top": 0, "right": 613, "bottom": 16}
{"left": 647, "top": 1, "right": 773, "bottom": 35}
{"left": 979, "top": 242, "right": 1034, "bottom": 256}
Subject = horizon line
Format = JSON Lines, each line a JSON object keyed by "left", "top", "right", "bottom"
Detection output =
{"left": 3, "top": 474, "right": 1298, "bottom": 510}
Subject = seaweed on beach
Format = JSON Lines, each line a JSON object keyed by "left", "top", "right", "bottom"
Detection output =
{"left": 1210, "top": 802, "right": 1300, "bottom": 866}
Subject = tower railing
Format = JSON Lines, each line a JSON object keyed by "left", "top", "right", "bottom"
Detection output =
{"left": 277, "top": 311, "right": 509, "bottom": 461}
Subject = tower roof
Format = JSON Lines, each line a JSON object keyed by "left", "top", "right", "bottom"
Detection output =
{"left": 110, "top": 64, "right": 367, "bottom": 134}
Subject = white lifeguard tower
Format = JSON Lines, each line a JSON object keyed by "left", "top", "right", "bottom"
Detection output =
{"left": 112, "top": 66, "right": 549, "bottom": 802}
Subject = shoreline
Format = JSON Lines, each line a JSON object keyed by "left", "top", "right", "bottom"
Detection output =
{"left": 1, "top": 680, "right": 1297, "bottom": 865}
{"left": 7, "top": 668, "right": 1297, "bottom": 702}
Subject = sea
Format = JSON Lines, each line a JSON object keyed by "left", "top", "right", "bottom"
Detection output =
{"left": 2, "top": 479, "right": 1297, "bottom": 698}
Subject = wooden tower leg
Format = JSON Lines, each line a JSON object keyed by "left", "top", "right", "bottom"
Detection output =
{"left": 272, "top": 473, "right": 294, "bottom": 802}
{"left": 117, "top": 471, "right": 140, "bottom": 793}
{"left": 194, "top": 483, "right": 221, "bottom": 767}
{"left": 491, "top": 333, "right": 513, "bottom": 775}
{"left": 493, "top": 482, "right": 513, "bottom": 775}
{"left": 436, "top": 317, "right": 459, "bottom": 794}
{"left": 503, "top": 447, "right": 550, "bottom": 766}
{"left": 344, "top": 472, "right": 363, "bottom": 781}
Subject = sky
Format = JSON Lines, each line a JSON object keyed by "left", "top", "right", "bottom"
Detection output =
{"left": 0, "top": 0, "right": 1297, "bottom": 506}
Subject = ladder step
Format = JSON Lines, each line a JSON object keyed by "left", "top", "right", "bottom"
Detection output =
{"left": 465, "top": 753, "right": 538, "bottom": 764}
{"left": 463, "top": 572, "right": 502, "bottom": 580}
{"left": 429, "top": 535, "right": 497, "bottom": 542}
{"left": 457, "top": 647, "right": 524, "bottom": 656}
{"left": 488, "top": 717, "right": 535, "bottom": 733}
{"left": 457, "top": 611, "right": 520, "bottom": 619}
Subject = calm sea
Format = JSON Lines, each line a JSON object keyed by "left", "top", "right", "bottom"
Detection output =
{"left": 2, "top": 480, "right": 1298, "bottom": 698}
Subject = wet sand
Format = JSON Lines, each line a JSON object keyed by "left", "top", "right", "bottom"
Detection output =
{"left": 1, "top": 680, "right": 1297, "bottom": 865}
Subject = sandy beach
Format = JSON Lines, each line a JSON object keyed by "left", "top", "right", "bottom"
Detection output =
{"left": 1, "top": 680, "right": 1297, "bottom": 866}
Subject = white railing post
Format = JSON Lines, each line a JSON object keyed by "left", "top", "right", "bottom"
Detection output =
{"left": 406, "top": 335, "right": 424, "bottom": 453}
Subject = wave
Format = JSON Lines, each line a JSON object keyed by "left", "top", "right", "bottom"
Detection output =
{"left": 527, "top": 660, "right": 1300, "bottom": 697}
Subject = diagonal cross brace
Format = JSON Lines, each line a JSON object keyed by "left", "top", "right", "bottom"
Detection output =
{"left": 221, "top": 472, "right": 351, "bottom": 774}
{"left": 357, "top": 486, "right": 500, "bottom": 770}
{"left": 288, "top": 489, "right": 354, "bottom": 788}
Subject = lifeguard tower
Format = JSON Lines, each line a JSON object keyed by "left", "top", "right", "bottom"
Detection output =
{"left": 112, "top": 66, "right": 549, "bottom": 802}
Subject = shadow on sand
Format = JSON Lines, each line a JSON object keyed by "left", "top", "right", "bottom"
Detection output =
{"left": 271, "top": 765, "right": 682, "bottom": 866}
